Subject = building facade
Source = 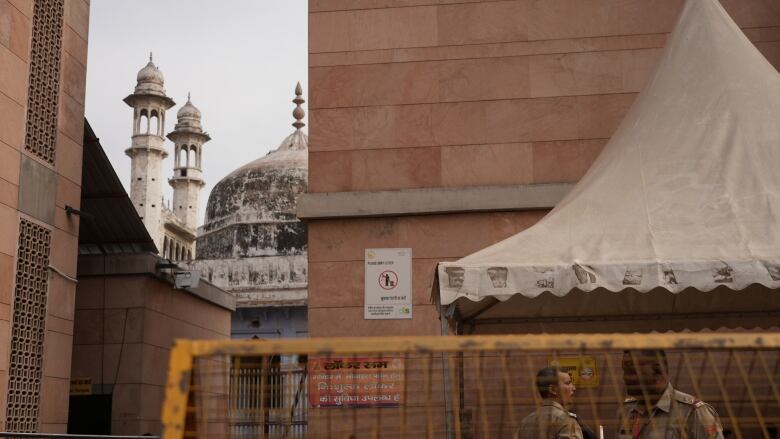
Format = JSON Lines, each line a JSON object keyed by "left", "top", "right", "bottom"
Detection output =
{"left": 191, "top": 84, "right": 308, "bottom": 339}
{"left": 0, "top": 0, "right": 90, "bottom": 431}
{"left": 302, "top": 0, "right": 780, "bottom": 337}
{"left": 124, "top": 59, "right": 209, "bottom": 262}
{"left": 67, "top": 122, "right": 233, "bottom": 436}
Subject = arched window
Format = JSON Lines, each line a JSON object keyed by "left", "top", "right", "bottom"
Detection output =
{"left": 190, "top": 145, "right": 198, "bottom": 168}
{"left": 139, "top": 109, "right": 149, "bottom": 134}
{"left": 187, "top": 249, "right": 192, "bottom": 261}
{"left": 178, "top": 146, "right": 187, "bottom": 168}
{"left": 163, "top": 236, "right": 169, "bottom": 259}
{"left": 150, "top": 110, "right": 160, "bottom": 135}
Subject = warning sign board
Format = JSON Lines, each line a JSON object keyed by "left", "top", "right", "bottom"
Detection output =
{"left": 548, "top": 357, "right": 599, "bottom": 388}
{"left": 365, "top": 248, "right": 412, "bottom": 319}
{"left": 70, "top": 377, "right": 92, "bottom": 395}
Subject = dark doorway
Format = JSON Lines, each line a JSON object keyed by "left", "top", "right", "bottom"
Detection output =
{"left": 68, "top": 394, "right": 112, "bottom": 435}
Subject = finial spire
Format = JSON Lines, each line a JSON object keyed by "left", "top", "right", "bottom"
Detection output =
{"left": 187, "top": 91, "right": 191, "bottom": 102}
{"left": 292, "top": 82, "right": 305, "bottom": 131}
{"left": 149, "top": 52, "right": 153, "bottom": 62}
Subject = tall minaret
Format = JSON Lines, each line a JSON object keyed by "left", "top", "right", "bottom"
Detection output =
{"left": 167, "top": 93, "right": 210, "bottom": 230}
{"left": 124, "top": 54, "right": 175, "bottom": 249}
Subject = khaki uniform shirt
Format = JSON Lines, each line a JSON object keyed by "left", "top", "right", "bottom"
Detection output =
{"left": 515, "top": 400, "right": 584, "bottom": 439}
{"left": 618, "top": 385, "right": 724, "bottom": 439}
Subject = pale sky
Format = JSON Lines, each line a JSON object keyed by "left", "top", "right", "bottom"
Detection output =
{"left": 85, "top": 1, "right": 308, "bottom": 226}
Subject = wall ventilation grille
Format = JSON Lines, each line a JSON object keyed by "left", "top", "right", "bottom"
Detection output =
{"left": 24, "top": 0, "right": 65, "bottom": 165}
{"left": 6, "top": 219, "right": 52, "bottom": 432}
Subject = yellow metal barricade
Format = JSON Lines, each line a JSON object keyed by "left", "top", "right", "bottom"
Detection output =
{"left": 162, "top": 333, "right": 780, "bottom": 439}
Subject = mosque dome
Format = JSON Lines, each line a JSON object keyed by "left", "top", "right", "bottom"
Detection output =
{"left": 197, "top": 84, "right": 308, "bottom": 260}
{"left": 134, "top": 54, "right": 166, "bottom": 95}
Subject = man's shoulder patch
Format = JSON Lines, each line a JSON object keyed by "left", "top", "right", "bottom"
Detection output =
{"left": 567, "top": 411, "right": 578, "bottom": 419}
{"left": 624, "top": 397, "right": 637, "bottom": 403}
{"left": 672, "top": 389, "right": 698, "bottom": 405}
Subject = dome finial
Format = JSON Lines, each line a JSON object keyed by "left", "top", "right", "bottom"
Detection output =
{"left": 149, "top": 52, "right": 153, "bottom": 63}
{"left": 292, "top": 82, "right": 305, "bottom": 131}
{"left": 187, "top": 91, "right": 191, "bottom": 103}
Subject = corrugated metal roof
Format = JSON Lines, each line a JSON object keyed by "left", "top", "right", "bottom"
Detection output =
{"left": 78, "top": 119, "right": 158, "bottom": 255}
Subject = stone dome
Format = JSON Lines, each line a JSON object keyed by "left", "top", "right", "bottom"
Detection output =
{"left": 134, "top": 58, "right": 165, "bottom": 95}
{"left": 203, "top": 131, "right": 308, "bottom": 232}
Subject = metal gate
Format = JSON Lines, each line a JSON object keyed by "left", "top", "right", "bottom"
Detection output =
{"left": 227, "top": 356, "right": 307, "bottom": 438}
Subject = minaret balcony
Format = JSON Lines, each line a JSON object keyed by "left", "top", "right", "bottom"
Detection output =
{"left": 130, "top": 133, "right": 166, "bottom": 150}
{"left": 172, "top": 167, "right": 203, "bottom": 180}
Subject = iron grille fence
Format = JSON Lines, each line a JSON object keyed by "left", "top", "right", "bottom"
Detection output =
{"left": 162, "top": 333, "right": 780, "bottom": 439}
{"left": 227, "top": 358, "right": 307, "bottom": 438}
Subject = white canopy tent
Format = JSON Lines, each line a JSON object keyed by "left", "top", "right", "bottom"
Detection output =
{"left": 433, "top": 0, "right": 780, "bottom": 333}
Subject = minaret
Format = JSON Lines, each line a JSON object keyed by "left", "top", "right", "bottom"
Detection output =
{"left": 124, "top": 54, "right": 175, "bottom": 249}
{"left": 167, "top": 93, "right": 210, "bottom": 230}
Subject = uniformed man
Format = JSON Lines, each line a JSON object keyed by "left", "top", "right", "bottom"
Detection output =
{"left": 515, "top": 366, "right": 584, "bottom": 439}
{"left": 619, "top": 350, "right": 724, "bottom": 439}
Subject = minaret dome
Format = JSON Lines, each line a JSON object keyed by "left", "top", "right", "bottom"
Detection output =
{"left": 134, "top": 53, "right": 166, "bottom": 96}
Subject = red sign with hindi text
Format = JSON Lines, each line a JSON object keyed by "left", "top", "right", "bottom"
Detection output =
{"left": 308, "top": 357, "right": 404, "bottom": 407}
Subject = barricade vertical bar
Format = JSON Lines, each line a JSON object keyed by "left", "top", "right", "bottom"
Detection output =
{"left": 442, "top": 350, "right": 454, "bottom": 439}
{"left": 424, "top": 352, "right": 434, "bottom": 439}
{"left": 756, "top": 350, "right": 780, "bottom": 410}
{"left": 500, "top": 351, "right": 517, "bottom": 431}
{"left": 371, "top": 352, "right": 381, "bottom": 439}
{"left": 447, "top": 354, "right": 462, "bottom": 439}
{"left": 162, "top": 340, "right": 194, "bottom": 439}
{"left": 377, "top": 352, "right": 385, "bottom": 439}
{"left": 474, "top": 353, "right": 489, "bottom": 439}
{"left": 582, "top": 347, "right": 600, "bottom": 437}
{"left": 399, "top": 351, "right": 408, "bottom": 439}
{"left": 351, "top": 351, "right": 358, "bottom": 438}
{"left": 222, "top": 354, "right": 231, "bottom": 439}
{"left": 525, "top": 351, "right": 543, "bottom": 437}
{"left": 731, "top": 350, "right": 769, "bottom": 438}
{"left": 705, "top": 349, "right": 742, "bottom": 439}
{"left": 326, "top": 353, "right": 332, "bottom": 439}
{"left": 603, "top": 352, "right": 628, "bottom": 437}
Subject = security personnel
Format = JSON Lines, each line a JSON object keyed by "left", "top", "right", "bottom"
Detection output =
{"left": 515, "top": 366, "right": 584, "bottom": 439}
{"left": 619, "top": 350, "right": 724, "bottom": 439}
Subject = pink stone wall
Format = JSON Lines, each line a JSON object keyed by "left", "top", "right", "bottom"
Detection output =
{"left": 307, "top": 0, "right": 780, "bottom": 337}
{"left": 71, "top": 274, "right": 231, "bottom": 435}
{"left": 0, "top": 0, "right": 89, "bottom": 430}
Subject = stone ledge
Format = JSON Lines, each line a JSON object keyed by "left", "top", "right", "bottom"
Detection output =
{"left": 77, "top": 253, "right": 236, "bottom": 311}
{"left": 297, "top": 183, "right": 573, "bottom": 220}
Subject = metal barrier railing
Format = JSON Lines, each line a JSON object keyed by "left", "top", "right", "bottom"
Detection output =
{"left": 161, "top": 333, "right": 780, "bottom": 439}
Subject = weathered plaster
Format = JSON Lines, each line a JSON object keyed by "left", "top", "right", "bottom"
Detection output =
{"left": 194, "top": 130, "right": 309, "bottom": 307}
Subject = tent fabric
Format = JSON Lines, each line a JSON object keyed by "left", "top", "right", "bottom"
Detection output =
{"left": 437, "top": 0, "right": 780, "bottom": 306}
